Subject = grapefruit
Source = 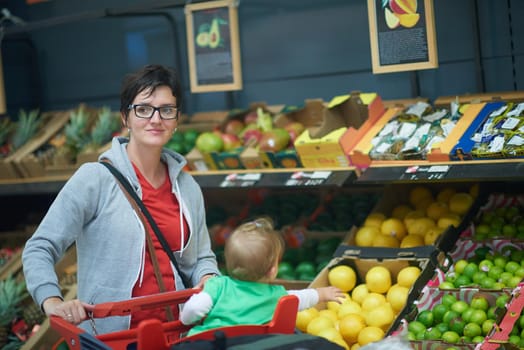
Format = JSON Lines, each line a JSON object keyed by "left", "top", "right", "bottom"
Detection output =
{"left": 358, "top": 326, "right": 385, "bottom": 346}
{"left": 351, "top": 284, "right": 370, "bottom": 305}
{"left": 397, "top": 266, "right": 421, "bottom": 287}
{"left": 354, "top": 226, "right": 380, "bottom": 247}
{"left": 449, "top": 192, "right": 474, "bottom": 215}
{"left": 296, "top": 307, "right": 319, "bottom": 332}
{"left": 328, "top": 265, "right": 357, "bottom": 292}
{"left": 386, "top": 284, "right": 409, "bottom": 312}
{"left": 339, "top": 314, "right": 366, "bottom": 344}
{"left": 361, "top": 292, "right": 387, "bottom": 311}
{"left": 307, "top": 315, "right": 336, "bottom": 335}
{"left": 366, "top": 266, "right": 392, "bottom": 294}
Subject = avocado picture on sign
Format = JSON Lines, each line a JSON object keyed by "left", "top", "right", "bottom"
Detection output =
{"left": 185, "top": 0, "right": 243, "bottom": 93}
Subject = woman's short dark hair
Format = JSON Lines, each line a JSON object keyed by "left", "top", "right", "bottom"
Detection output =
{"left": 120, "top": 64, "right": 182, "bottom": 119}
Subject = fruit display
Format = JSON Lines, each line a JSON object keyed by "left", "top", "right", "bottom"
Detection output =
{"left": 297, "top": 256, "right": 429, "bottom": 349}
{"left": 497, "top": 289, "right": 524, "bottom": 348}
{"left": 165, "top": 129, "right": 200, "bottom": 156}
{"left": 368, "top": 101, "right": 464, "bottom": 161}
{"left": 430, "top": 241, "right": 524, "bottom": 291}
{"left": 397, "top": 288, "right": 509, "bottom": 346}
{"left": 351, "top": 184, "right": 477, "bottom": 249}
{"left": 461, "top": 192, "right": 524, "bottom": 241}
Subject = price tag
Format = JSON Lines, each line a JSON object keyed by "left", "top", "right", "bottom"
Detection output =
{"left": 220, "top": 173, "right": 261, "bottom": 187}
{"left": 400, "top": 165, "right": 450, "bottom": 181}
{"left": 285, "top": 171, "right": 332, "bottom": 186}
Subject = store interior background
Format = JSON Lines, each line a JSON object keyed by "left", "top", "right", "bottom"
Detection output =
{"left": 1, "top": 0, "right": 523, "bottom": 119}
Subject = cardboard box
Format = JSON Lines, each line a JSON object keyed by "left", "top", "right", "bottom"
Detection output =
{"left": 348, "top": 107, "right": 403, "bottom": 169}
{"left": 294, "top": 92, "right": 384, "bottom": 168}
{"left": 382, "top": 97, "right": 430, "bottom": 109}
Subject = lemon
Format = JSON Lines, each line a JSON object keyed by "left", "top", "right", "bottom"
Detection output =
{"left": 365, "top": 266, "right": 392, "bottom": 294}
{"left": 307, "top": 315, "right": 336, "bottom": 335}
{"left": 354, "top": 226, "right": 380, "bottom": 247}
{"left": 426, "top": 201, "right": 450, "bottom": 220}
{"left": 317, "top": 327, "right": 343, "bottom": 343}
{"left": 386, "top": 284, "right": 409, "bottom": 312}
{"left": 364, "top": 213, "right": 386, "bottom": 228}
{"left": 339, "top": 313, "right": 366, "bottom": 344}
{"left": 409, "top": 186, "right": 433, "bottom": 207}
{"left": 337, "top": 301, "right": 362, "bottom": 319}
{"left": 328, "top": 265, "right": 357, "bottom": 292}
{"left": 391, "top": 204, "right": 413, "bottom": 220}
{"left": 398, "top": 13, "right": 420, "bottom": 28}
{"left": 351, "top": 284, "right": 369, "bottom": 305}
{"left": 358, "top": 326, "right": 385, "bottom": 346}
{"left": 318, "top": 309, "right": 338, "bottom": 323}
{"left": 449, "top": 192, "right": 474, "bottom": 215}
{"left": 380, "top": 218, "right": 407, "bottom": 241}
{"left": 296, "top": 307, "right": 319, "bottom": 332}
{"left": 437, "top": 187, "right": 456, "bottom": 203}
{"left": 397, "top": 266, "right": 421, "bottom": 288}
{"left": 372, "top": 234, "right": 400, "bottom": 248}
{"left": 400, "top": 234, "right": 424, "bottom": 248}
{"left": 361, "top": 292, "right": 387, "bottom": 311}
{"left": 365, "top": 302, "right": 395, "bottom": 331}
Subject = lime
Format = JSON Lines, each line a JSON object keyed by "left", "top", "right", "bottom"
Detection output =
{"left": 415, "top": 330, "right": 426, "bottom": 340}
{"left": 505, "top": 261, "right": 521, "bottom": 274}
{"left": 436, "top": 322, "right": 449, "bottom": 333}
{"left": 463, "top": 263, "right": 479, "bottom": 279}
{"left": 500, "top": 272, "right": 514, "bottom": 286}
{"left": 488, "top": 266, "right": 504, "bottom": 280}
{"left": 433, "top": 304, "right": 449, "bottom": 323}
{"left": 487, "top": 306, "right": 497, "bottom": 320}
{"left": 442, "top": 294, "right": 458, "bottom": 308}
{"left": 454, "top": 259, "right": 468, "bottom": 274}
{"left": 509, "top": 335, "right": 521, "bottom": 345}
{"left": 482, "top": 319, "right": 495, "bottom": 335}
{"left": 470, "top": 309, "right": 487, "bottom": 325}
{"left": 470, "top": 296, "right": 489, "bottom": 311}
{"left": 478, "top": 259, "right": 494, "bottom": 272}
{"left": 511, "top": 250, "right": 524, "bottom": 263}
{"left": 424, "top": 327, "right": 442, "bottom": 340}
{"left": 472, "top": 335, "right": 485, "bottom": 343}
{"left": 407, "top": 331, "right": 416, "bottom": 341}
{"left": 460, "top": 335, "right": 472, "bottom": 343}
{"left": 449, "top": 317, "right": 466, "bottom": 335}
{"left": 441, "top": 330, "right": 460, "bottom": 343}
{"left": 462, "top": 308, "right": 474, "bottom": 323}
{"left": 513, "top": 267, "right": 524, "bottom": 278}
{"left": 439, "top": 281, "right": 456, "bottom": 290}
{"left": 454, "top": 275, "right": 472, "bottom": 288}
{"left": 495, "top": 294, "right": 510, "bottom": 309}
{"left": 472, "top": 271, "right": 488, "bottom": 285}
{"left": 464, "top": 322, "right": 482, "bottom": 338}
{"left": 494, "top": 256, "right": 508, "bottom": 269}
{"left": 408, "top": 320, "right": 427, "bottom": 335}
{"left": 479, "top": 277, "right": 496, "bottom": 289}
{"left": 508, "top": 276, "right": 522, "bottom": 288}
{"left": 443, "top": 310, "right": 460, "bottom": 324}
{"left": 502, "top": 224, "right": 517, "bottom": 237}
{"left": 450, "top": 300, "right": 469, "bottom": 314}
{"left": 518, "top": 314, "right": 524, "bottom": 329}
{"left": 417, "top": 310, "right": 434, "bottom": 328}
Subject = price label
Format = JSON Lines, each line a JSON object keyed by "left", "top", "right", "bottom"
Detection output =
{"left": 220, "top": 173, "right": 261, "bottom": 187}
{"left": 285, "top": 171, "right": 332, "bottom": 186}
{"left": 400, "top": 165, "right": 450, "bottom": 181}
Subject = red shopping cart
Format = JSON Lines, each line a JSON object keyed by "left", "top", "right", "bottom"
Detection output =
{"left": 50, "top": 289, "right": 299, "bottom": 350}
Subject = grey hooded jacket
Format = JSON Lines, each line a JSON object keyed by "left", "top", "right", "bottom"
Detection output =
{"left": 22, "top": 137, "right": 219, "bottom": 335}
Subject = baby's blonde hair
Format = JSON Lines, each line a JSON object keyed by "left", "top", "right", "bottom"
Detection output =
{"left": 224, "top": 217, "right": 284, "bottom": 282}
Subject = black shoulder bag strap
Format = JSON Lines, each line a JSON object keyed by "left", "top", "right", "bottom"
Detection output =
{"left": 100, "top": 160, "right": 191, "bottom": 288}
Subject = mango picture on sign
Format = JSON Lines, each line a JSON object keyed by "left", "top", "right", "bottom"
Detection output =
{"left": 383, "top": 0, "right": 420, "bottom": 29}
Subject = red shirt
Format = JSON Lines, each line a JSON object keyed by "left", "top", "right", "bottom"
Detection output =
{"left": 130, "top": 164, "right": 189, "bottom": 328}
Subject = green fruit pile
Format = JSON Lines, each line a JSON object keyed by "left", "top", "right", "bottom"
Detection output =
{"left": 406, "top": 293, "right": 506, "bottom": 344}
{"left": 439, "top": 246, "right": 524, "bottom": 290}
{"left": 473, "top": 205, "right": 524, "bottom": 240}
{"left": 165, "top": 129, "right": 200, "bottom": 155}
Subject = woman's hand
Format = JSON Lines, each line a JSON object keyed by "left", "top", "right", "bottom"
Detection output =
{"left": 43, "top": 297, "right": 94, "bottom": 325}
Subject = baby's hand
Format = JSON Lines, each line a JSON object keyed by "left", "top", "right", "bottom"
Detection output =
{"left": 317, "top": 286, "right": 345, "bottom": 303}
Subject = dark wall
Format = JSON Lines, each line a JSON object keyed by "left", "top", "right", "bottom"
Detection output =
{"left": 1, "top": 0, "right": 523, "bottom": 118}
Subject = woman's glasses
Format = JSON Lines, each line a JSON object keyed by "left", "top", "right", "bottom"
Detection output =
{"left": 128, "top": 104, "right": 179, "bottom": 120}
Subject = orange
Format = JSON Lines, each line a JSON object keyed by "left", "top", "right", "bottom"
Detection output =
{"left": 296, "top": 307, "right": 319, "bottom": 332}
{"left": 426, "top": 201, "right": 450, "bottom": 220}
{"left": 307, "top": 315, "right": 336, "bottom": 335}
{"left": 386, "top": 284, "right": 409, "bottom": 312}
{"left": 409, "top": 186, "right": 433, "bottom": 207}
{"left": 328, "top": 265, "right": 357, "bottom": 292}
{"left": 339, "top": 314, "right": 366, "bottom": 344}
{"left": 366, "top": 266, "right": 392, "bottom": 294}
{"left": 397, "top": 266, "right": 421, "bottom": 288}
{"left": 354, "top": 226, "right": 380, "bottom": 247}
{"left": 400, "top": 234, "right": 424, "bottom": 248}
{"left": 372, "top": 234, "right": 399, "bottom": 248}
{"left": 364, "top": 213, "right": 386, "bottom": 228}
{"left": 449, "top": 192, "right": 474, "bottom": 215}
{"left": 380, "top": 218, "right": 407, "bottom": 241}
{"left": 358, "top": 326, "right": 385, "bottom": 346}
{"left": 391, "top": 204, "right": 413, "bottom": 220}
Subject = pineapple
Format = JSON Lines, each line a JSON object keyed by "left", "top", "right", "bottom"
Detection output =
{"left": 0, "top": 117, "right": 13, "bottom": 156}
{"left": 81, "top": 106, "right": 119, "bottom": 155}
{"left": 0, "top": 276, "right": 27, "bottom": 348}
{"left": 56, "top": 104, "right": 90, "bottom": 162}
{"left": 22, "top": 302, "right": 45, "bottom": 329}
{"left": 10, "top": 109, "right": 41, "bottom": 152}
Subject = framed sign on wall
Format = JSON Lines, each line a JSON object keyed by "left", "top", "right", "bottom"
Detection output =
{"left": 185, "top": 0, "right": 242, "bottom": 93}
{"left": 367, "top": 0, "right": 438, "bottom": 74}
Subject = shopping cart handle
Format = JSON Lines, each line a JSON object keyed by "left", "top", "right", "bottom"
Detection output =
{"left": 92, "top": 289, "right": 201, "bottom": 318}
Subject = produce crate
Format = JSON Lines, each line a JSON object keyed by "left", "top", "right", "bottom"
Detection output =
{"left": 434, "top": 91, "right": 524, "bottom": 108}
{"left": 392, "top": 286, "right": 511, "bottom": 350}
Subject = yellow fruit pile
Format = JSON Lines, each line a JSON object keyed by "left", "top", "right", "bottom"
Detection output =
{"left": 354, "top": 184, "right": 477, "bottom": 248}
{"left": 297, "top": 264, "right": 422, "bottom": 349}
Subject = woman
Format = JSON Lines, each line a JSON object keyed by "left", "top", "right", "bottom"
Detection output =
{"left": 22, "top": 64, "right": 220, "bottom": 335}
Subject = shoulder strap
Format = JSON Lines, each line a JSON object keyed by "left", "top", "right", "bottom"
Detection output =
{"left": 100, "top": 160, "right": 191, "bottom": 288}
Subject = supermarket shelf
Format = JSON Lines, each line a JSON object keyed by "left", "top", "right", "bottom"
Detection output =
{"left": 357, "top": 159, "right": 524, "bottom": 184}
